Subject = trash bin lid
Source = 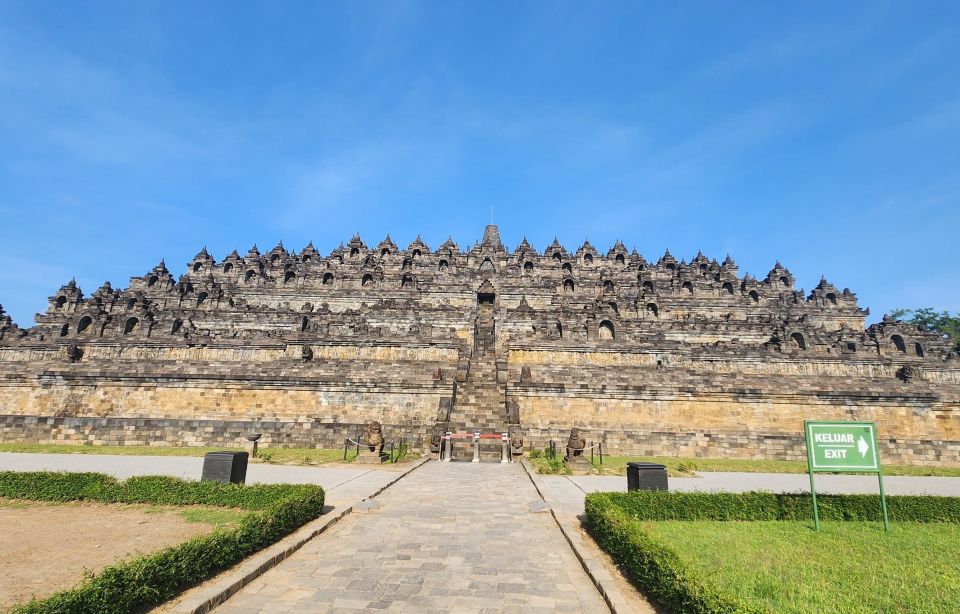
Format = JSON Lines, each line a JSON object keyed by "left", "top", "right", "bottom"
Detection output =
{"left": 204, "top": 451, "right": 249, "bottom": 459}
{"left": 627, "top": 461, "right": 667, "bottom": 469}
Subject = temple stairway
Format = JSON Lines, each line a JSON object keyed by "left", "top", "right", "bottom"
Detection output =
{"left": 447, "top": 302, "right": 508, "bottom": 435}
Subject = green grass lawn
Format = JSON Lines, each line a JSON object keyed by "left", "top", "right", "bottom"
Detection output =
{"left": 0, "top": 442, "right": 414, "bottom": 465}
{"left": 638, "top": 520, "right": 960, "bottom": 613}
{"left": 529, "top": 450, "right": 960, "bottom": 477}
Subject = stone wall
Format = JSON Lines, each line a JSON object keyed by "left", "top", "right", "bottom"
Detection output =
{"left": 0, "top": 415, "right": 430, "bottom": 450}
{"left": 514, "top": 393, "right": 960, "bottom": 465}
{"left": 519, "top": 424, "right": 960, "bottom": 466}
{"left": 509, "top": 347, "right": 960, "bottom": 466}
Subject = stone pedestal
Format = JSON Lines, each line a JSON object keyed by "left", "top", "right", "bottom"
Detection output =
{"left": 565, "top": 454, "right": 592, "bottom": 472}
{"left": 354, "top": 449, "right": 386, "bottom": 464}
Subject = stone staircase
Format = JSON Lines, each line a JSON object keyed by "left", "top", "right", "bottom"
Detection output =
{"left": 447, "top": 303, "right": 508, "bottom": 436}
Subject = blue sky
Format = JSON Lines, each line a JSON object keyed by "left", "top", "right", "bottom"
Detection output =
{"left": 1, "top": 1, "right": 958, "bottom": 326}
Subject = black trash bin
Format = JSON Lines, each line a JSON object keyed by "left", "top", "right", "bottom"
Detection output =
{"left": 626, "top": 462, "right": 668, "bottom": 492}
{"left": 201, "top": 451, "right": 249, "bottom": 484}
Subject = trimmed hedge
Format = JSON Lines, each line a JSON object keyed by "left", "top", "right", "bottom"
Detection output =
{"left": 0, "top": 471, "right": 320, "bottom": 509}
{"left": 586, "top": 496, "right": 764, "bottom": 613}
{"left": 586, "top": 491, "right": 960, "bottom": 613}
{"left": 1, "top": 472, "right": 325, "bottom": 614}
{"left": 592, "top": 490, "right": 960, "bottom": 523}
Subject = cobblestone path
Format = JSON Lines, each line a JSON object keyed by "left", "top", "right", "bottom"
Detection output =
{"left": 214, "top": 461, "right": 609, "bottom": 613}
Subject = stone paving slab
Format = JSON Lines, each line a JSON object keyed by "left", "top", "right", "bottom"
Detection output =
{"left": 537, "top": 472, "right": 960, "bottom": 517}
{"left": 521, "top": 461, "right": 657, "bottom": 614}
{"left": 159, "top": 459, "right": 430, "bottom": 614}
{"left": 0, "top": 452, "right": 407, "bottom": 508}
{"left": 213, "top": 462, "right": 609, "bottom": 613}
{"left": 565, "top": 471, "right": 960, "bottom": 500}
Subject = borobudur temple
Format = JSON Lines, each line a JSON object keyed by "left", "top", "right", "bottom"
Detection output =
{"left": 0, "top": 224, "right": 957, "bottom": 464}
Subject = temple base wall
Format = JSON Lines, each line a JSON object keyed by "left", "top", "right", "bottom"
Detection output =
{"left": 515, "top": 389, "right": 960, "bottom": 466}
{"left": 0, "top": 376, "right": 449, "bottom": 452}
{"left": 0, "top": 415, "right": 431, "bottom": 451}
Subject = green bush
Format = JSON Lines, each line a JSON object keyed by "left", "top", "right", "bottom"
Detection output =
{"left": 590, "top": 491, "right": 960, "bottom": 523}
{"left": 0, "top": 471, "right": 116, "bottom": 501}
{"left": 586, "top": 496, "right": 764, "bottom": 613}
{"left": 0, "top": 471, "right": 320, "bottom": 510}
{"left": 1, "top": 472, "right": 325, "bottom": 614}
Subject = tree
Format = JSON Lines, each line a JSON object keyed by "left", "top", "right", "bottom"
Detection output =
{"left": 889, "top": 308, "right": 960, "bottom": 350}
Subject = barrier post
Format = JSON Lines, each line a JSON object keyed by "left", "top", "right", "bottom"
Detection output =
{"left": 472, "top": 432, "right": 480, "bottom": 463}
{"left": 599, "top": 441, "right": 603, "bottom": 466}
{"left": 591, "top": 441, "right": 594, "bottom": 465}
{"left": 444, "top": 432, "right": 452, "bottom": 462}
{"left": 501, "top": 432, "right": 509, "bottom": 464}
{"left": 343, "top": 438, "right": 349, "bottom": 461}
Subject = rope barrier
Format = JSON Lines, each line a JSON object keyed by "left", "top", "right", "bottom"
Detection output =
{"left": 438, "top": 431, "right": 515, "bottom": 463}
{"left": 344, "top": 436, "right": 402, "bottom": 463}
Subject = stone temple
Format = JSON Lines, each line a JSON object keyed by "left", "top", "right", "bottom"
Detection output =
{"left": 0, "top": 224, "right": 957, "bottom": 464}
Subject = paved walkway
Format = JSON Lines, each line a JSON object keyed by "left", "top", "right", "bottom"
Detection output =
{"left": 214, "top": 462, "right": 608, "bottom": 613}
{"left": 538, "top": 471, "right": 960, "bottom": 516}
{"left": 0, "top": 452, "right": 404, "bottom": 509}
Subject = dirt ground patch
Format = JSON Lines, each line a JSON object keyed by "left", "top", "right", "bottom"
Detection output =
{"left": 0, "top": 500, "right": 221, "bottom": 610}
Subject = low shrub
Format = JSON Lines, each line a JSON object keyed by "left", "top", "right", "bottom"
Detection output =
{"left": 0, "top": 471, "right": 320, "bottom": 510}
{"left": 586, "top": 497, "right": 763, "bottom": 613}
{"left": 591, "top": 491, "right": 960, "bottom": 523}
{"left": 0, "top": 471, "right": 115, "bottom": 501}
{"left": 1, "top": 472, "right": 325, "bottom": 614}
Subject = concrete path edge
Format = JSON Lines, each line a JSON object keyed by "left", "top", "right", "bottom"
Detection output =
{"left": 165, "top": 457, "right": 430, "bottom": 614}
{"left": 519, "top": 459, "right": 633, "bottom": 614}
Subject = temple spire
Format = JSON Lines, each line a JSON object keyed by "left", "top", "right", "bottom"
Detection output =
{"left": 480, "top": 224, "right": 504, "bottom": 251}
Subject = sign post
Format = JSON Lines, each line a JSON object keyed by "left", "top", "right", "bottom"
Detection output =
{"left": 803, "top": 420, "right": 889, "bottom": 532}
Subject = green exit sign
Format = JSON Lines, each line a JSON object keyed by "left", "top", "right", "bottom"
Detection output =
{"left": 804, "top": 421, "right": 880, "bottom": 472}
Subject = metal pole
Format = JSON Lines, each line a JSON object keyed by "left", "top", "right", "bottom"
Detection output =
{"left": 590, "top": 441, "right": 594, "bottom": 465}
{"left": 444, "top": 432, "right": 452, "bottom": 462}
{"left": 599, "top": 442, "right": 603, "bottom": 466}
{"left": 809, "top": 469, "right": 820, "bottom": 532}
{"left": 343, "top": 438, "right": 348, "bottom": 461}
{"left": 878, "top": 470, "right": 890, "bottom": 532}
{"left": 501, "top": 433, "right": 508, "bottom": 464}
{"left": 390, "top": 441, "right": 395, "bottom": 464}
{"left": 472, "top": 432, "right": 480, "bottom": 463}
{"left": 805, "top": 423, "right": 820, "bottom": 531}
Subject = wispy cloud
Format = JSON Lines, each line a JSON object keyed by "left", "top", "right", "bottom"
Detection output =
{"left": 0, "top": 24, "right": 243, "bottom": 173}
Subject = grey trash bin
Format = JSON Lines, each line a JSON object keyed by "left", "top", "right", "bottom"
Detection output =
{"left": 626, "top": 462, "right": 668, "bottom": 492}
{"left": 201, "top": 451, "right": 249, "bottom": 484}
